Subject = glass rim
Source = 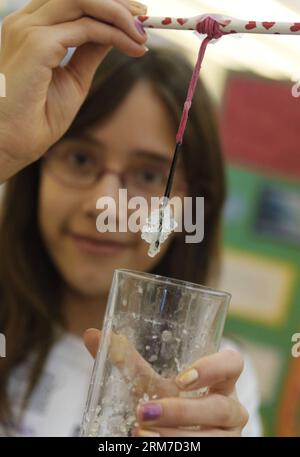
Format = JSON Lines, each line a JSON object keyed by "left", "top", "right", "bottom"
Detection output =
{"left": 115, "top": 268, "right": 231, "bottom": 300}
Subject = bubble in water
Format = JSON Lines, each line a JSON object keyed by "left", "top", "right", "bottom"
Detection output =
{"left": 120, "top": 424, "right": 127, "bottom": 434}
{"left": 161, "top": 330, "right": 173, "bottom": 342}
{"left": 148, "top": 354, "right": 158, "bottom": 362}
{"left": 174, "top": 357, "right": 181, "bottom": 372}
{"left": 84, "top": 312, "right": 190, "bottom": 436}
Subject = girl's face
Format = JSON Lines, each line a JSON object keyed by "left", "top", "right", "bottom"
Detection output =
{"left": 38, "top": 81, "right": 186, "bottom": 297}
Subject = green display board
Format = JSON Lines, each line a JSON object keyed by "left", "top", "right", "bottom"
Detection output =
{"left": 222, "top": 165, "right": 300, "bottom": 436}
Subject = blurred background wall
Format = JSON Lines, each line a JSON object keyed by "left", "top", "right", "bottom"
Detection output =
{"left": 1, "top": 0, "right": 300, "bottom": 436}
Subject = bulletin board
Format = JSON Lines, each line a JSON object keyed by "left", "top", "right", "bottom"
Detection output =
{"left": 221, "top": 165, "right": 300, "bottom": 436}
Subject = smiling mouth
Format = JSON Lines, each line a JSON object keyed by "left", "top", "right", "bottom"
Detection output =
{"left": 70, "top": 233, "right": 132, "bottom": 256}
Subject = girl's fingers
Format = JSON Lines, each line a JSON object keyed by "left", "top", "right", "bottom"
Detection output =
{"left": 130, "top": 7, "right": 148, "bottom": 17}
{"left": 84, "top": 328, "right": 179, "bottom": 399}
{"left": 114, "top": 0, "right": 131, "bottom": 10}
{"left": 26, "top": 0, "right": 147, "bottom": 44}
{"left": 22, "top": 0, "right": 50, "bottom": 13}
{"left": 106, "top": 332, "right": 179, "bottom": 398}
{"left": 85, "top": 333, "right": 248, "bottom": 434}
{"left": 57, "top": 17, "right": 146, "bottom": 53}
{"left": 24, "top": 0, "right": 148, "bottom": 17}
{"left": 55, "top": 16, "right": 146, "bottom": 53}
{"left": 66, "top": 43, "right": 111, "bottom": 92}
{"left": 175, "top": 350, "right": 244, "bottom": 396}
{"left": 114, "top": 0, "right": 147, "bottom": 14}
{"left": 127, "top": 0, "right": 148, "bottom": 16}
{"left": 136, "top": 394, "right": 249, "bottom": 429}
{"left": 21, "top": 18, "right": 147, "bottom": 69}
{"left": 129, "top": 1, "right": 147, "bottom": 11}
{"left": 132, "top": 426, "right": 242, "bottom": 438}
{"left": 59, "top": 17, "right": 147, "bottom": 89}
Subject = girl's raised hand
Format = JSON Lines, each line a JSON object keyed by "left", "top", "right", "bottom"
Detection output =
{"left": 0, "top": 0, "right": 147, "bottom": 180}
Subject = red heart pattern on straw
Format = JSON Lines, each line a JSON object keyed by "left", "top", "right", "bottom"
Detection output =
{"left": 291, "top": 23, "right": 300, "bottom": 32}
{"left": 162, "top": 17, "right": 172, "bottom": 25}
{"left": 262, "top": 22, "right": 275, "bottom": 29}
{"left": 245, "top": 21, "right": 256, "bottom": 30}
{"left": 177, "top": 18, "right": 188, "bottom": 25}
{"left": 138, "top": 16, "right": 149, "bottom": 22}
{"left": 137, "top": 15, "right": 300, "bottom": 35}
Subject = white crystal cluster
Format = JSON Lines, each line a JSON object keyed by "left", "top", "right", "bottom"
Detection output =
{"left": 141, "top": 202, "right": 178, "bottom": 257}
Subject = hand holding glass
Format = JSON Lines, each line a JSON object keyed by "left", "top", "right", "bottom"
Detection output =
{"left": 80, "top": 269, "right": 230, "bottom": 437}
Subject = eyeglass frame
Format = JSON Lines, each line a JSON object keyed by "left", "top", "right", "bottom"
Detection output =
{"left": 42, "top": 138, "right": 189, "bottom": 196}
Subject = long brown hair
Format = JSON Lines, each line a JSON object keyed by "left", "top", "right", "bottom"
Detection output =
{"left": 0, "top": 47, "right": 226, "bottom": 423}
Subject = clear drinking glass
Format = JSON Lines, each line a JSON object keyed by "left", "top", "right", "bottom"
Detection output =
{"left": 80, "top": 269, "right": 231, "bottom": 437}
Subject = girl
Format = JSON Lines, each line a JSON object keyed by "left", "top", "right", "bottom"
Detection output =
{"left": 0, "top": 0, "right": 260, "bottom": 437}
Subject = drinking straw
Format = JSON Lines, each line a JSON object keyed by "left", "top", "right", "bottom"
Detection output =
{"left": 137, "top": 13, "right": 300, "bottom": 35}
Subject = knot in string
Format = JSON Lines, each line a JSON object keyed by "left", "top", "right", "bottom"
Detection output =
{"left": 196, "top": 16, "right": 224, "bottom": 39}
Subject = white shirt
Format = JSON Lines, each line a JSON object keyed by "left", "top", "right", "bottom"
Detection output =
{"left": 0, "top": 334, "right": 262, "bottom": 437}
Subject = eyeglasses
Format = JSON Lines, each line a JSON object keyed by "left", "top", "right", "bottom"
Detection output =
{"left": 43, "top": 138, "right": 187, "bottom": 198}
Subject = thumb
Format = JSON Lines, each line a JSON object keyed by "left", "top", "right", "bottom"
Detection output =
{"left": 83, "top": 327, "right": 179, "bottom": 399}
{"left": 83, "top": 327, "right": 102, "bottom": 357}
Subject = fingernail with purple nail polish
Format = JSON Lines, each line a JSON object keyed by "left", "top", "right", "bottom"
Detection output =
{"left": 135, "top": 19, "right": 146, "bottom": 36}
{"left": 138, "top": 403, "right": 162, "bottom": 421}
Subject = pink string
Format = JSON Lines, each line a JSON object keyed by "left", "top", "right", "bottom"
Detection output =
{"left": 176, "top": 17, "right": 224, "bottom": 144}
